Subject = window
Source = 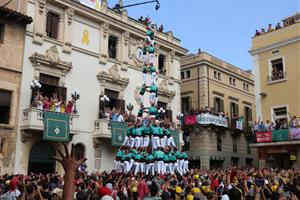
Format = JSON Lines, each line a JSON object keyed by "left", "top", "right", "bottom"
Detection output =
{"left": 233, "top": 78, "right": 236, "bottom": 86}
{"left": 218, "top": 72, "right": 221, "bottom": 80}
{"left": 217, "top": 136, "right": 222, "bottom": 151}
{"left": 181, "top": 72, "right": 184, "bottom": 80}
{"left": 214, "top": 97, "right": 224, "bottom": 112}
{"left": 181, "top": 97, "right": 190, "bottom": 114}
{"left": 214, "top": 71, "right": 217, "bottom": 79}
{"left": 273, "top": 106, "right": 288, "bottom": 123}
{"left": 231, "top": 157, "right": 239, "bottom": 166}
{"left": 232, "top": 137, "right": 237, "bottom": 153}
{"left": 270, "top": 58, "right": 284, "bottom": 81}
{"left": 186, "top": 70, "right": 191, "bottom": 78}
{"left": 243, "top": 83, "right": 246, "bottom": 90}
{"left": 230, "top": 102, "right": 239, "bottom": 118}
{"left": 243, "top": 83, "right": 249, "bottom": 91}
{"left": 38, "top": 73, "right": 66, "bottom": 101}
{"left": 244, "top": 106, "right": 252, "bottom": 122}
{"left": 246, "top": 84, "right": 249, "bottom": 91}
{"left": 0, "top": 138, "right": 6, "bottom": 157}
{"left": 158, "top": 54, "right": 166, "bottom": 75}
{"left": 46, "top": 12, "right": 59, "bottom": 39}
{"left": 108, "top": 36, "right": 118, "bottom": 59}
{"left": 0, "top": 90, "right": 11, "bottom": 124}
{"left": 74, "top": 143, "right": 85, "bottom": 161}
{"left": 0, "top": 23, "right": 4, "bottom": 44}
{"left": 229, "top": 77, "right": 232, "bottom": 85}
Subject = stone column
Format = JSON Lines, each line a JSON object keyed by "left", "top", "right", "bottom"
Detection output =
{"left": 58, "top": 15, "right": 64, "bottom": 42}
{"left": 99, "top": 22, "right": 109, "bottom": 64}
{"left": 33, "top": 0, "right": 47, "bottom": 44}
{"left": 63, "top": 8, "right": 74, "bottom": 53}
{"left": 154, "top": 44, "right": 160, "bottom": 68}
{"left": 116, "top": 38, "right": 122, "bottom": 62}
{"left": 120, "top": 31, "right": 130, "bottom": 71}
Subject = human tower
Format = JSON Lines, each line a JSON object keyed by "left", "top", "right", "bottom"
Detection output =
{"left": 114, "top": 18, "right": 189, "bottom": 176}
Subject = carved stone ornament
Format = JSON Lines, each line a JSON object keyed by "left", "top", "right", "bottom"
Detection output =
{"left": 101, "top": 0, "right": 107, "bottom": 12}
{"left": 102, "top": 23, "right": 110, "bottom": 39}
{"left": 67, "top": 8, "right": 75, "bottom": 24}
{"left": 29, "top": 45, "right": 73, "bottom": 73}
{"left": 158, "top": 79, "right": 176, "bottom": 99}
{"left": 38, "top": 0, "right": 46, "bottom": 13}
{"left": 170, "top": 50, "right": 175, "bottom": 63}
{"left": 154, "top": 44, "right": 160, "bottom": 56}
{"left": 167, "top": 31, "right": 173, "bottom": 41}
{"left": 124, "top": 31, "right": 130, "bottom": 46}
{"left": 97, "top": 64, "right": 129, "bottom": 88}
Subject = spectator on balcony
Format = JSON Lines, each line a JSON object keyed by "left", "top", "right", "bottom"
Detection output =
{"left": 267, "top": 23, "right": 274, "bottom": 32}
{"left": 66, "top": 100, "right": 74, "bottom": 114}
{"left": 261, "top": 28, "right": 266, "bottom": 34}
{"left": 60, "top": 101, "right": 66, "bottom": 113}
{"left": 138, "top": 16, "right": 143, "bottom": 22}
{"left": 275, "top": 22, "right": 281, "bottom": 30}
{"left": 117, "top": 110, "right": 125, "bottom": 122}
{"left": 258, "top": 121, "right": 267, "bottom": 132}
{"left": 43, "top": 97, "right": 50, "bottom": 110}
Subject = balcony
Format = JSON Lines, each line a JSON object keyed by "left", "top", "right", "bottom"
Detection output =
{"left": 93, "top": 118, "right": 112, "bottom": 139}
{"left": 267, "top": 72, "right": 287, "bottom": 84}
{"left": 21, "top": 108, "right": 79, "bottom": 141}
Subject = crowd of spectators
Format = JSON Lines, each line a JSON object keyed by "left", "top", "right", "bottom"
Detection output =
{"left": 2, "top": 164, "right": 300, "bottom": 200}
{"left": 250, "top": 113, "right": 300, "bottom": 133}
{"left": 271, "top": 67, "right": 285, "bottom": 81}
{"left": 254, "top": 17, "right": 297, "bottom": 37}
{"left": 31, "top": 92, "right": 75, "bottom": 114}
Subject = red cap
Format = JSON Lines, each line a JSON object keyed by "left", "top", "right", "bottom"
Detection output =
{"left": 98, "top": 187, "right": 112, "bottom": 198}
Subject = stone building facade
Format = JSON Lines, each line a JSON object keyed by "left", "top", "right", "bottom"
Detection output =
{"left": 13, "top": 0, "right": 187, "bottom": 174}
{"left": 0, "top": 2, "right": 32, "bottom": 174}
{"left": 180, "top": 52, "right": 257, "bottom": 169}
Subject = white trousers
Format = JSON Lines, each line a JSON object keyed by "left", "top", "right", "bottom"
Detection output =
{"left": 134, "top": 162, "right": 140, "bottom": 175}
{"left": 134, "top": 136, "right": 142, "bottom": 148}
{"left": 129, "top": 137, "right": 135, "bottom": 148}
{"left": 168, "top": 163, "right": 174, "bottom": 175}
{"left": 143, "top": 136, "right": 150, "bottom": 148}
{"left": 152, "top": 136, "right": 160, "bottom": 150}
{"left": 167, "top": 136, "right": 176, "bottom": 148}
{"left": 122, "top": 136, "right": 129, "bottom": 146}
{"left": 146, "top": 163, "right": 155, "bottom": 175}
{"left": 183, "top": 160, "right": 189, "bottom": 174}
{"left": 139, "top": 94, "right": 144, "bottom": 105}
{"left": 114, "top": 160, "right": 119, "bottom": 170}
{"left": 160, "top": 136, "right": 167, "bottom": 148}
{"left": 179, "top": 159, "right": 185, "bottom": 174}
{"left": 151, "top": 72, "right": 157, "bottom": 85}
{"left": 124, "top": 161, "right": 130, "bottom": 172}
{"left": 157, "top": 160, "right": 164, "bottom": 175}
{"left": 149, "top": 93, "right": 156, "bottom": 105}
{"left": 173, "top": 161, "right": 183, "bottom": 175}
{"left": 118, "top": 162, "right": 125, "bottom": 172}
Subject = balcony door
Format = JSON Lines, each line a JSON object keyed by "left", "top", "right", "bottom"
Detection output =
{"left": 28, "top": 141, "right": 56, "bottom": 174}
{"left": 39, "top": 73, "right": 67, "bottom": 101}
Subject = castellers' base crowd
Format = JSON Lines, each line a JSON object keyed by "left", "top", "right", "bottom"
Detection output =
{"left": 0, "top": 145, "right": 300, "bottom": 200}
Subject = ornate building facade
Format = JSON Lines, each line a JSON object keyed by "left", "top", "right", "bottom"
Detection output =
{"left": 180, "top": 52, "right": 256, "bottom": 169}
{"left": 14, "top": 0, "right": 187, "bottom": 174}
{"left": 0, "top": 1, "right": 32, "bottom": 174}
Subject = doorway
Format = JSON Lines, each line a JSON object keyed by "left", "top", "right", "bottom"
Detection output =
{"left": 28, "top": 141, "right": 56, "bottom": 174}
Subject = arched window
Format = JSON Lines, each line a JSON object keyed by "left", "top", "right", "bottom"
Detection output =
{"left": 75, "top": 143, "right": 85, "bottom": 161}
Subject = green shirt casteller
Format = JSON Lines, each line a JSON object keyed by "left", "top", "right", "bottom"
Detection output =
{"left": 168, "top": 153, "right": 177, "bottom": 162}
{"left": 151, "top": 125, "right": 162, "bottom": 136}
{"left": 116, "top": 150, "right": 124, "bottom": 158}
{"left": 135, "top": 126, "right": 144, "bottom": 136}
{"left": 163, "top": 128, "right": 170, "bottom": 137}
{"left": 163, "top": 154, "right": 170, "bottom": 162}
{"left": 143, "top": 126, "right": 151, "bottom": 136}
{"left": 131, "top": 128, "right": 137, "bottom": 137}
{"left": 154, "top": 150, "right": 165, "bottom": 160}
{"left": 182, "top": 152, "right": 188, "bottom": 159}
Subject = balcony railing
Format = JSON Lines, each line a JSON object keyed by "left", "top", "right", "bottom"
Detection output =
{"left": 93, "top": 118, "right": 112, "bottom": 139}
{"left": 267, "top": 72, "right": 287, "bottom": 84}
{"left": 21, "top": 107, "right": 79, "bottom": 133}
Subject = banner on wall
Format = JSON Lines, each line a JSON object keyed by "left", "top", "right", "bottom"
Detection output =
{"left": 236, "top": 120, "right": 244, "bottom": 130}
{"left": 78, "top": 0, "right": 101, "bottom": 11}
{"left": 43, "top": 112, "right": 70, "bottom": 142}
{"left": 111, "top": 121, "right": 127, "bottom": 147}
{"left": 272, "top": 129, "right": 289, "bottom": 142}
{"left": 290, "top": 128, "right": 300, "bottom": 140}
{"left": 256, "top": 131, "right": 272, "bottom": 143}
{"left": 197, "top": 113, "right": 228, "bottom": 127}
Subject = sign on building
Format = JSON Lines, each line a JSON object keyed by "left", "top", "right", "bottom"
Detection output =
{"left": 111, "top": 121, "right": 127, "bottom": 147}
{"left": 197, "top": 113, "right": 228, "bottom": 127}
{"left": 43, "top": 112, "right": 70, "bottom": 142}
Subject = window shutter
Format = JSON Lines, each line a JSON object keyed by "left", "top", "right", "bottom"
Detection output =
{"left": 166, "top": 109, "right": 173, "bottom": 122}
{"left": 60, "top": 87, "right": 67, "bottom": 102}
{"left": 119, "top": 99, "right": 125, "bottom": 112}
{"left": 52, "top": 14, "right": 59, "bottom": 39}
{"left": 46, "top": 12, "right": 52, "bottom": 36}
{"left": 213, "top": 97, "right": 217, "bottom": 111}
{"left": 236, "top": 104, "right": 239, "bottom": 117}
{"left": 248, "top": 108, "right": 252, "bottom": 121}
{"left": 220, "top": 99, "right": 224, "bottom": 112}
{"left": 230, "top": 102, "right": 233, "bottom": 118}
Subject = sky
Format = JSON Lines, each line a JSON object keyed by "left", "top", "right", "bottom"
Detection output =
{"left": 109, "top": 0, "right": 299, "bottom": 70}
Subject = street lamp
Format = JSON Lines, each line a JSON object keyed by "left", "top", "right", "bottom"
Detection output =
{"left": 127, "top": 103, "right": 134, "bottom": 114}
{"left": 99, "top": 95, "right": 110, "bottom": 118}
{"left": 113, "top": 0, "right": 160, "bottom": 11}
{"left": 158, "top": 107, "right": 166, "bottom": 119}
{"left": 71, "top": 90, "right": 80, "bottom": 114}
{"left": 30, "top": 79, "right": 42, "bottom": 106}
{"left": 177, "top": 112, "right": 184, "bottom": 127}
